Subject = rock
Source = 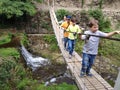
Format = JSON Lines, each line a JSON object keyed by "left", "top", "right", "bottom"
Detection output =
{"left": 45, "top": 81, "right": 49, "bottom": 86}
{"left": 50, "top": 78, "right": 57, "bottom": 83}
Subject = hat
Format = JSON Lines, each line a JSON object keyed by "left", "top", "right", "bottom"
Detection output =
{"left": 66, "top": 15, "right": 71, "bottom": 19}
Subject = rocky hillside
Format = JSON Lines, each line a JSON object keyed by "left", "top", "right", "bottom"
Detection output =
{"left": 55, "top": 0, "right": 120, "bottom": 9}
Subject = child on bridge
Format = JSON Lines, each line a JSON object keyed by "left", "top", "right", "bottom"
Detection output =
{"left": 80, "top": 19, "right": 120, "bottom": 77}
{"left": 60, "top": 16, "right": 72, "bottom": 51}
{"left": 67, "top": 19, "right": 82, "bottom": 59}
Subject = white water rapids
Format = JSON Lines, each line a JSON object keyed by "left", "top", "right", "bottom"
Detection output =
{"left": 21, "top": 45, "right": 50, "bottom": 71}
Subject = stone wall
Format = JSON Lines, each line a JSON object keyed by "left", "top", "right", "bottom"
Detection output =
{"left": 103, "top": 10, "right": 120, "bottom": 22}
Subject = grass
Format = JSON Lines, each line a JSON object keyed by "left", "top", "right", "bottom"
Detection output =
{"left": 0, "top": 48, "right": 20, "bottom": 59}
{"left": 107, "top": 80, "right": 115, "bottom": 87}
{"left": 98, "top": 39, "right": 120, "bottom": 66}
{"left": 31, "top": 83, "right": 78, "bottom": 90}
{"left": 0, "top": 34, "right": 11, "bottom": 45}
{"left": 0, "top": 33, "right": 78, "bottom": 90}
{"left": 43, "top": 35, "right": 59, "bottom": 52}
{"left": 19, "top": 33, "right": 29, "bottom": 46}
{"left": 0, "top": 48, "right": 78, "bottom": 90}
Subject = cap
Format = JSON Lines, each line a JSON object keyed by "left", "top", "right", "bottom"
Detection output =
{"left": 66, "top": 15, "right": 71, "bottom": 19}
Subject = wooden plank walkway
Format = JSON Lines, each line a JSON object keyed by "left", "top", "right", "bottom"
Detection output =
{"left": 49, "top": 7, "right": 114, "bottom": 90}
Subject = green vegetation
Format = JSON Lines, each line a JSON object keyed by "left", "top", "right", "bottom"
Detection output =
{"left": 0, "top": 48, "right": 20, "bottom": 59}
{"left": 41, "top": 21, "right": 52, "bottom": 30}
{"left": 43, "top": 35, "right": 59, "bottom": 52}
{"left": 31, "top": 83, "right": 78, "bottom": 90}
{"left": 0, "top": 47, "right": 33, "bottom": 90}
{"left": 20, "top": 33, "right": 29, "bottom": 46}
{"left": 0, "top": 47, "right": 77, "bottom": 90}
{"left": 0, "top": 0, "right": 36, "bottom": 19}
{"left": 0, "top": 34, "right": 12, "bottom": 45}
{"left": 107, "top": 80, "right": 115, "bottom": 87}
{"left": 56, "top": 9, "right": 71, "bottom": 21}
{"left": 0, "top": 0, "right": 37, "bottom": 29}
{"left": 115, "top": 21, "right": 120, "bottom": 30}
{"left": 88, "top": 9, "right": 111, "bottom": 32}
{"left": 75, "top": 39, "right": 84, "bottom": 54}
{"left": 0, "top": 32, "right": 29, "bottom": 46}
{"left": 36, "top": 0, "right": 44, "bottom": 3}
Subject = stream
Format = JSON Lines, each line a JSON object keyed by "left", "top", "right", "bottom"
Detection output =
{"left": 21, "top": 45, "right": 50, "bottom": 71}
{"left": 20, "top": 45, "right": 76, "bottom": 86}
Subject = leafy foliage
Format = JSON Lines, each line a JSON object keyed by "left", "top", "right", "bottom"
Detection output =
{"left": 31, "top": 83, "right": 78, "bottom": 90}
{"left": 56, "top": 9, "right": 71, "bottom": 21}
{"left": 0, "top": 48, "right": 20, "bottom": 59}
{"left": 0, "top": 47, "right": 77, "bottom": 90}
{"left": 0, "top": 0, "right": 36, "bottom": 19}
{"left": 0, "top": 34, "right": 12, "bottom": 45}
{"left": 43, "top": 35, "right": 57, "bottom": 44}
{"left": 20, "top": 33, "right": 29, "bottom": 45}
{"left": 35, "top": 0, "right": 44, "bottom": 3}
{"left": 43, "top": 35, "right": 59, "bottom": 52}
{"left": 88, "top": 9, "right": 111, "bottom": 32}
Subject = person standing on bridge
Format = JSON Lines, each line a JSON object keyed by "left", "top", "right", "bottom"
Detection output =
{"left": 80, "top": 19, "right": 120, "bottom": 77}
{"left": 60, "top": 15, "right": 72, "bottom": 50}
{"left": 58, "top": 15, "right": 67, "bottom": 25}
{"left": 67, "top": 19, "right": 82, "bottom": 59}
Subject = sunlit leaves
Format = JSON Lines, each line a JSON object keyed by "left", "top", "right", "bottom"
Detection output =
{"left": 0, "top": 0, "right": 36, "bottom": 18}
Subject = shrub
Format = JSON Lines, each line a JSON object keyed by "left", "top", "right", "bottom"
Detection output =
{"left": 32, "top": 82, "right": 78, "bottom": 90}
{"left": 43, "top": 35, "right": 59, "bottom": 52}
{"left": 88, "top": 9, "right": 111, "bottom": 32}
{"left": 36, "top": 0, "right": 44, "bottom": 3}
{"left": 43, "top": 35, "right": 57, "bottom": 44}
{"left": 56, "top": 9, "right": 71, "bottom": 21}
{"left": 0, "top": 48, "right": 20, "bottom": 59}
{"left": 0, "top": 0, "right": 36, "bottom": 19}
{"left": 20, "top": 33, "right": 29, "bottom": 46}
{"left": 0, "top": 34, "right": 12, "bottom": 45}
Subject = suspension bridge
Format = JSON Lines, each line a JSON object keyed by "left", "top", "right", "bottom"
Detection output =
{"left": 49, "top": 7, "right": 114, "bottom": 90}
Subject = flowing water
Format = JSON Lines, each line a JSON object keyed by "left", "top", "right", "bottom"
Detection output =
{"left": 21, "top": 45, "right": 50, "bottom": 71}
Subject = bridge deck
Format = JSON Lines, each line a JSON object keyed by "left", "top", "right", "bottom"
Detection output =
{"left": 49, "top": 7, "right": 113, "bottom": 90}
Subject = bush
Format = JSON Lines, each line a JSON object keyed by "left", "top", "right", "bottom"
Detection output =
{"left": 43, "top": 35, "right": 57, "bottom": 44}
{"left": 20, "top": 33, "right": 29, "bottom": 46}
{"left": 0, "top": 0, "right": 36, "bottom": 19}
{"left": 36, "top": 0, "right": 44, "bottom": 3}
{"left": 32, "top": 83, "right": 78, "bottom": 90}
{"left": 88, "top": 9, "right": 111, "bottom": 32}
{"left": 56, "top": 9, "right": 71, "bottom": 21}
{"left": 0, "top": 34, "right": 12, "bottom": 45}
{"left": 0, "top": 48, "right": 20, "bottom": 59}
{"left": 0, "top": 59, "right": 15, "bottom": 89}
{"left": 17, "top": 78, "right": 35, "bottom": 90}
{"left": 43, "top": 35, "right": 59, "bottom": 52}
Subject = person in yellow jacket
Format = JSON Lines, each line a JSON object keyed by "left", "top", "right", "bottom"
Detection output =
{"left": 61, "top": 16, "right": 72, "bottom": 50}
{"left": 67, "top": 19, "right": 82, "bottom": 58}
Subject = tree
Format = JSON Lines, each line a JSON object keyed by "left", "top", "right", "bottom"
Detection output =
{"left": 0, "top": 0, "right": 36, "bottom": 19}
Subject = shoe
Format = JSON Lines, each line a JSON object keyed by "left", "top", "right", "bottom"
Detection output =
{"left": 86, "top": 73, "right": 93, "bottom": 77}
{"left": 80, "top": 72, "right": 86, "bottom": 77}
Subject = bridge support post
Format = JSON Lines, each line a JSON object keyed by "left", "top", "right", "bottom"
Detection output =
{"left": 114, "top": 68, "right": 120, "bottom": 90}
